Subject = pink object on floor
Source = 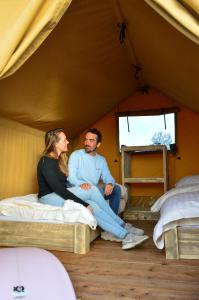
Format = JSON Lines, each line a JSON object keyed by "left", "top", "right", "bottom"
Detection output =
{"left": 0, "top": 247, "right": 76, "bottom": 300}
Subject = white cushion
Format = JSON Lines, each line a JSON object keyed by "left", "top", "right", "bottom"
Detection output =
{"left": 116, "top": 184, "right": 128, "bottom": 213}
{"left": 175, "top": 175, "right": 199, "bottom": 188}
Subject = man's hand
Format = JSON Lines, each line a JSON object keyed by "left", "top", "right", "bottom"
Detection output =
{"left": 104, "top": 183, "right": 113, "bottom": 196}
{"left": 80, "top": 183, "right": 92, "bottom": 190}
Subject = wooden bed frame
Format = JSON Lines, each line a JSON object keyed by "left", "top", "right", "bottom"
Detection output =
{"left": 164, "top": 226, "right": 199, "bottom": 259}
{"left": 0, "top": 220, "right": 100, "bottom": 254}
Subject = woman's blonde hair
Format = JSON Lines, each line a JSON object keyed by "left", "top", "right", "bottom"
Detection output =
{"left": 43, "top": 128, "right": 68, "bottom": 175}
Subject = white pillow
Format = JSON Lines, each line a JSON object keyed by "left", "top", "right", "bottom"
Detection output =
{"left": 175, "top": 175, "right": 199, "bottom": 188}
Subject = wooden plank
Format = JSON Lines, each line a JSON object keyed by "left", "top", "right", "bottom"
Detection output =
{"left": 128, "top": 196, "right": 159, "bottom": 207}
{"left": 124, "top": 206, "right": 159, "bottom": 220}
{"left": 124, "top": 177, "right": 165, "bottom": 183}
{"left": 121, "top": 148, "right": 131, "bottom": 184}
{"left": 165, "top": 228, "right": 179, "bottom": 259}
{"left": 165, "top": 227, "right": 199, "bottom": 259}
{"left": 178, "top": 227, "right": 199, "bottom": 259}
{"left": 0, "top": 220, "right": 99, "bottom": 253}
{"left": 65, "top": 258, "right": 199, "bottom": 282}
{"left": 122, "top": 145, "right": 167, "bottom": 152}
{"left": 162, "top": 146, "right": 168, "bottom": 192}
{"left": 0, "top": 221, "right": 75, "bottom": 251}
{"left": 74, "top": 224, "right": 90, "bottom": 254}
{"left": 179, "top": 242, "right": 199, "bottom": 259}
{"left": 74, "top": 225, "right": 100, "bottom": 254}
{"left": 70, "top": 273, "right": 199, "bottom": 293}
{"left": 124, "top": 197, "right": 160, "bottom": 220}
{"left": 178, "top": 227, "right": 199, "bottom": 240}
{"left": 50, "top": 221, "right": 199, "bottom": 300}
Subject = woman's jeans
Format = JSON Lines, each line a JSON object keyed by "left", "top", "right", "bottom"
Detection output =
{"left": 39, "top": 186, "right": 128, "bottom": 239}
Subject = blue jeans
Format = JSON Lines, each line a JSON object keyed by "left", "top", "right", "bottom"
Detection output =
{"left": 39, "top": 186, "right": 128, "bottom": 239}
{"left": 103, "top": 185, "right": 121, "bottom": 214}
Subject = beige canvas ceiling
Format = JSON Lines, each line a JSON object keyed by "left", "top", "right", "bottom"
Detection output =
{"left": 0, "top": 0, "right": 198, "bottom": 138}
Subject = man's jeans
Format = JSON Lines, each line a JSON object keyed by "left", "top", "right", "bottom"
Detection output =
{"left": 100, "top": 184, "right": 121, "bottom": 215}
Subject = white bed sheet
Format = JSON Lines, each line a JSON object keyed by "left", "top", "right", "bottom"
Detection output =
{"left": 151, "top": 184, "right": 199, "bottom": 212}
{"left": 0, "top": 214, "right": 71, "bottom": 223}
{"left": 0, "top": 194, "right": 97, "bottom": 229}
{"left": 153, "top": 189, "right": 199, "bottom": 249}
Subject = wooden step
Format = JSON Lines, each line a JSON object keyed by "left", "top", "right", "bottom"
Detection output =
{"left": 123, "top": 196, "right": 160, "bottom": 221}
{"left": 124, "top": 206, "right": 160, "bottom": 221}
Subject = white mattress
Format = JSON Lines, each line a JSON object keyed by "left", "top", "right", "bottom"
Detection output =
{"left": 0, "top": 214, "right": 66, "bottom": 224}
{"left": 0, "top": 194, "right": 97, "bottom": 229}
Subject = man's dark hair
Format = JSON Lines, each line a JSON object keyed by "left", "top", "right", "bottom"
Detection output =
{"left": 87, "top": 128, "right": 102, "bottom": 143}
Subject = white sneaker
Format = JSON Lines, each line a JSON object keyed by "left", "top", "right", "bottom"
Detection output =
{"left": 122, "top": 233, "right": 149, "bottom": 250}
{"left": 124, "top": 223, "right": 144, "bottom": 236}
{"left": 101, "top": 231, "right": 122, "bottom": 242}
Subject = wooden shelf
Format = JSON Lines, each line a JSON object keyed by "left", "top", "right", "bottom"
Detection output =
{"left": 124, "top": 178, "right": 165, "bottom": 183}
{"left": 121, "top": 145, "right": 167, "bottom": 153}
{"left": 121, "top": 145, "right": 168, "bottom": 220}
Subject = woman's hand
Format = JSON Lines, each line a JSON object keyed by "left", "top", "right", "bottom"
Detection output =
{"left": 80, "top": 183, "right": 92, "bottom": 190}
{"left": 87, "top": 205, "right": 93, "bottom": 214}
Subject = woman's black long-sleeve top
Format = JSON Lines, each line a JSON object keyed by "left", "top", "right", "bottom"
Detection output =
{"left": 37, "top": 156, "right": 88, "bottom": 207}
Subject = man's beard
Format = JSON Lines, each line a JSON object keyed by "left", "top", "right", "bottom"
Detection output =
{"left": 84, "top": 146, "right": 97, "bottom": 153}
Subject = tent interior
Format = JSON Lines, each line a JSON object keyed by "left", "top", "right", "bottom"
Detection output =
{"left": 0, "top": 0, "right": 199, "bottom": 201}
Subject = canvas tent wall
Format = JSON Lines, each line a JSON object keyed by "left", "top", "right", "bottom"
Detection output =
{"left": 0, "top": 0, "right": 198, "bottom": 198}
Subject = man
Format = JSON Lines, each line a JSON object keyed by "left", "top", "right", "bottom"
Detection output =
{"left": 68, "top": 128, "right": 145, "bottom": 240}
{"left": 68, "top": 128, "right": 121, "bottom": 214}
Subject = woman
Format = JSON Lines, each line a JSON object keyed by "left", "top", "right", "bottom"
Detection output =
{"left": 37, "top": 128, "right": 148, "bottom": 250}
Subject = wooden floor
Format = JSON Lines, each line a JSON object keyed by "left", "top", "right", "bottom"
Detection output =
{"left": 52, "top": 221, "right": 199, "bottom": 300}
